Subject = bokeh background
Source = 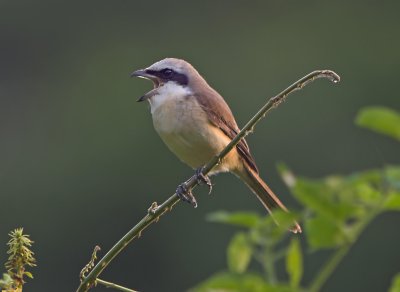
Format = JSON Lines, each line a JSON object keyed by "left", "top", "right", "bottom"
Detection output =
{"left": 1, "top": 1, "right": 399, "bottom": 291}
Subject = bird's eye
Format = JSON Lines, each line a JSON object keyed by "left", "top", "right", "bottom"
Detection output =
{"left": 162, "top": 69, "right": 174, "bottom": 77}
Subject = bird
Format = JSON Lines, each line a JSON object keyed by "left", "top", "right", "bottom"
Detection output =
{"left": 131, "top": 58, "right": 301, "bottom": 233}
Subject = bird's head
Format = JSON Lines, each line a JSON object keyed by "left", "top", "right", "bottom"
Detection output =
{"left": 131, "top": 58, "right": 202, "bottom": 102}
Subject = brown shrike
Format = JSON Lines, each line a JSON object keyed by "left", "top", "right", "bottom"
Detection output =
{"left": 131, "top": 58, "right": 301, "bottom": 233}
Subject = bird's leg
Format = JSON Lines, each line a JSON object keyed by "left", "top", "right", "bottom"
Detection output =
{"left": 176, "top": 183, "right": 198, "bottom": 208}
{"left": 195, "top": 167, "right": 213, "bottom": 195}
{"left": 176, "top": 168, "right": 212, "bottom": 208}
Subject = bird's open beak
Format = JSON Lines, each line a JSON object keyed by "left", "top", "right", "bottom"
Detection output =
{"left": 131, "top": 69, "right": 160, "bottom": 102}
{"left": 130, "top": 69, "right": 154, "bottom": 80}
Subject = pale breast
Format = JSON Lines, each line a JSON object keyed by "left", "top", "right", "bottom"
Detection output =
{"left": 149, "top": 87, "right": 235, "bottom": 171}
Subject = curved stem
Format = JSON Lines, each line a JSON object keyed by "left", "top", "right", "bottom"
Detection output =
{"left": 76, "top": 70, "right": 340, "bottom": 292}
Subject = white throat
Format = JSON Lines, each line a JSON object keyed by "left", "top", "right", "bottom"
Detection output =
{"left": 148, "top": 82, "right": 192, "bottom": 114}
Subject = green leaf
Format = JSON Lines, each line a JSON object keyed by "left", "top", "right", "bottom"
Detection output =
{"left": 293, "top": 179, "right": 354, "bottom": 222}
{"left": 389, "top": 273, "right": 400, "bottom": 292}
{"left": 227, "top": 233, "right": 252, "bottom": 274}
{"left": 306, "top": 216, "right": 347, "bottom": 249}
{"left": 286, "top": 238, "right": 303, "bottom": 289}
{"left": 190, "top": 272, "right": 292, "bottom": 292}
{"left": 384, "top": 193, "right": 400, "bottom": 211}
{"left": 24, "top": 271, "right": 34, "bottom": 279}
{"left": 332, "top": 170, "right": 384, "bottom": 216}
{"left": 356, "top": 106, "right": 400, "bottom": 141}
{"left": 207, "top": 211, "right": 261, "bottom": 228}
{"left": 351, "top": 169, "right": 384, "bottom": 185}
{"left": 0, "top": 273, "right": 13, "bottom": 289}
{"left": 293, "top": 180, "right": 332, "bottom": 214}
{"left": 353, "top": 182, "right": 381, "bottom": 205}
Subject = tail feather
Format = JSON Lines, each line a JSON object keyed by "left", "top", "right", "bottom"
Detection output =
{"left": 234, "top": 165, "right": 302, "bottom": 234}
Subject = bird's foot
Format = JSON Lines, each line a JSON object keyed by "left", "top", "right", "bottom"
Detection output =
{"left": 195, "top": 167, "right": 213, "bottom": 195}
{"left": 176, "top": 183, "right": 197, "bottom": 208}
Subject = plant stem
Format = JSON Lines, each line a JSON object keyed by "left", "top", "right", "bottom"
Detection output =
{"left": 76, "top": 70, "right": 340, "bottom": 292}
{"left": 264, "top": 245, "right": 277, "bottom": 284}
{"left": 309, "top": 244, "right": 350, "bottom": 292}
{"left": 96, "top": 278, "right": 138, "bottom": 292}
{"left": 309, "top": 207, "right": 380, "bottom": 292}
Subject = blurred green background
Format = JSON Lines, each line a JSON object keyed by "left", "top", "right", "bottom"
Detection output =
{"left": 1, "top": 1, "right": 399, "bottom": 291}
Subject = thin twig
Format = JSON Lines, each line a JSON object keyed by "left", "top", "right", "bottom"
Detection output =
{"left": 76, "top": 70, "right": 340, "bottom": 292}
{"left": 96, "top": 278, "right": 139, "bottom": 292}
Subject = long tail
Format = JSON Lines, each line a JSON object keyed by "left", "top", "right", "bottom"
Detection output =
{"left": 234, "top": 165, "right": 302, "bottom": 233}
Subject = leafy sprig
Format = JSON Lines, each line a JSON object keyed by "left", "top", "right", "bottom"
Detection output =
{"left": 1, "top": 228, "right": 36, "bottom": 291}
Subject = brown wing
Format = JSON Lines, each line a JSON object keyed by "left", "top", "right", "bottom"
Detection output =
{"left": 194, "top": 88, "right": 259, "bottom": 174}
